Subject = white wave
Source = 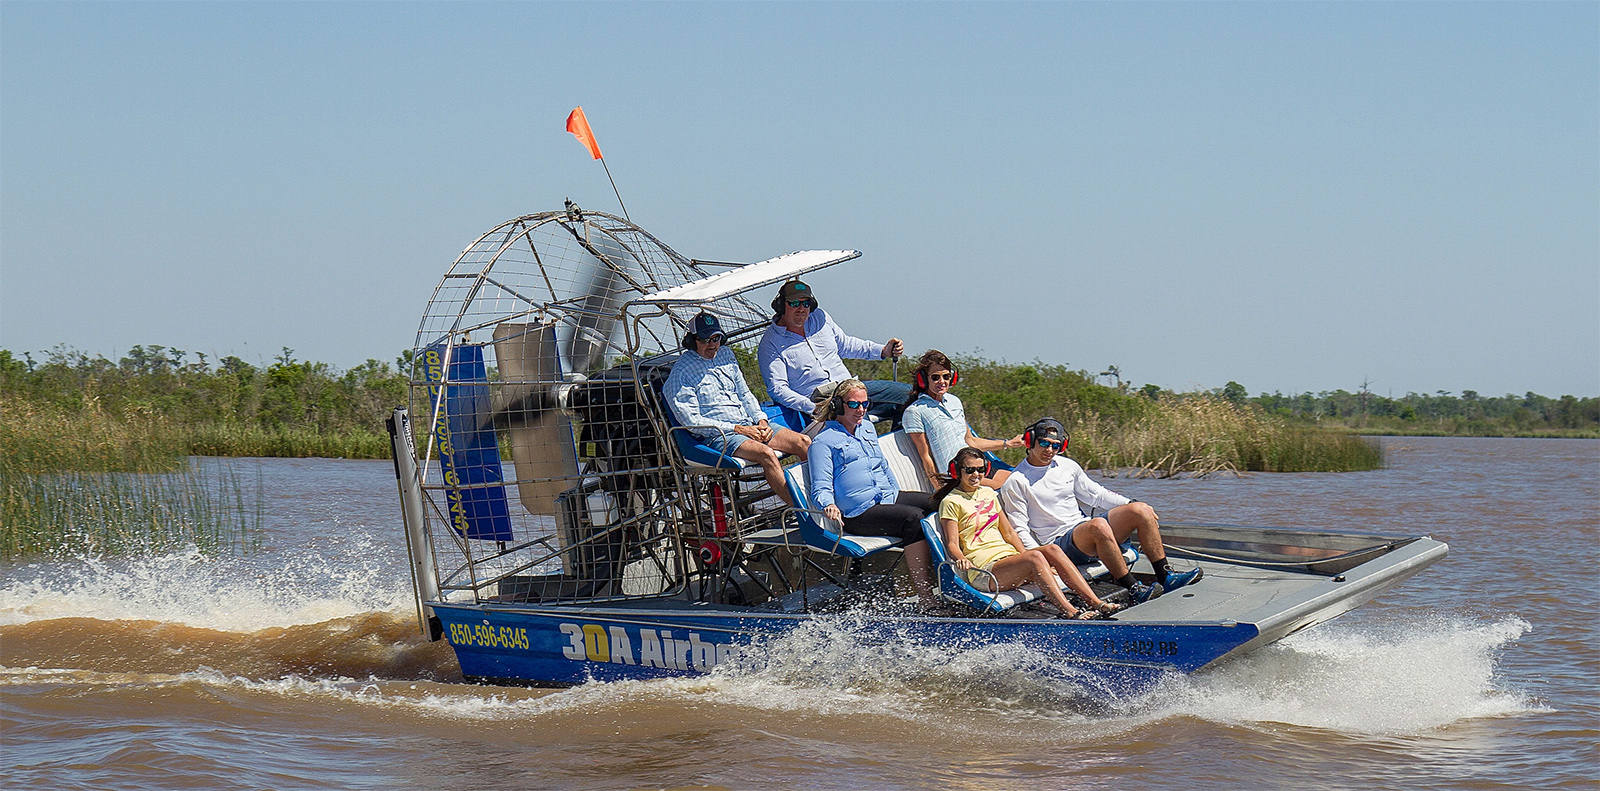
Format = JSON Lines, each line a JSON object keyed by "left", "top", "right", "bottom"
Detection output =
{"left": 1129, "top": 614, "right": 1541, "bottom": 734}
{"left": 0, "top": 533, "right": 413, "bottom": 631}
{"left": 490, "top": 612, "right": 1541, "bottom": 736}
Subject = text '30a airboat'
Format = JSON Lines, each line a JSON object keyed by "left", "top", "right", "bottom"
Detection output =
{"left": 386, "top": 205, "right": 1447, "bottom": 696}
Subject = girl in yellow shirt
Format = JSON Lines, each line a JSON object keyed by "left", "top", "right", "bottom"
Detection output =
{"left": 937, "top": 448, "right": 1120, "bottom": 619}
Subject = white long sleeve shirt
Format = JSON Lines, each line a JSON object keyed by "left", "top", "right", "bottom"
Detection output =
{"left": 998, "top": 455, "right": 1131, "bottom": 548}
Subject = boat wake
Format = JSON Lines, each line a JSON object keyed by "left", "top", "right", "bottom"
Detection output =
{"left": 0, "top": 544, "right": 455, "bottom": 681}
{"left": 3, "top": 549, "right": 1539, "bottom": 738}
{"left": 675, "top": 609, "right": 1542, "bottom": 737}
{"left": 0, "top": 612, "right": 460, "bottom": 682}
{"left": 1142, "top": 613, "right": 1542, "bottom": 734}
{"left": 0, "top": 540, "right": 411, "bottom": 632}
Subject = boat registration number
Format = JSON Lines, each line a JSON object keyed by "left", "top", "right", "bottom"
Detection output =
{"left": 1103, "top": 637, "right": 1181, "bottom": 657}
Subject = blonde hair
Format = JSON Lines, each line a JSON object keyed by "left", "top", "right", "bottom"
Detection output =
{"left": 813, "top": 378, "right": 868, "bottom": 423}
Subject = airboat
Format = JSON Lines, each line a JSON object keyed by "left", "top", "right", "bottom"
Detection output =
{"left": 385, "top": 204, "right": 1447, "bottom": 694}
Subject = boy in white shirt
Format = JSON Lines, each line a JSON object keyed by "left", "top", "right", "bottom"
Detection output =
{"left": 998, "top": 417, "right": 1201, "bottom": 602}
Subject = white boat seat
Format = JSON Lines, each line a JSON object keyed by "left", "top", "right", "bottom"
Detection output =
{"left": 878, "top": 430, "right": 934, "bottom": 494}
{"left": 878, "top": 429, "right": 1013, "bottom": 493}
{"left": 773, "top": 463, "right": 903, "bottom": 558}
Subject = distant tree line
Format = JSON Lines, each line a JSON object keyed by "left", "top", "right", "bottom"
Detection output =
{"left": 1191, "top": 379, "right": 1598, "bottom": 437}
{"left": 4, "top": 344, "right": 1593, "bottom": 469}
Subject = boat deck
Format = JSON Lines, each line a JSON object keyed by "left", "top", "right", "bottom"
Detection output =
{"left": 1114, "top": 535, "right": 1446, "bottom": 659}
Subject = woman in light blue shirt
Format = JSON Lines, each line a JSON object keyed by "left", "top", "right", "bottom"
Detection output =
{"left": 902, "top": 350, "right": 1023, "bottom": 491}
{"left": 808, "top": 379, "right": 936, "bottom": 606}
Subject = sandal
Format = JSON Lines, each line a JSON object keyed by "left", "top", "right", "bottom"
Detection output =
{"left": 1057, "top": 608, "right": 1099, "bottom": 620}
{"left": 1096, "top": 601, "right": 1125, "bottom": 615}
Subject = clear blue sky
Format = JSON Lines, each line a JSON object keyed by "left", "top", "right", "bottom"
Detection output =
{"left": 3, "top": 2, "right": 1595, "bottom": 398}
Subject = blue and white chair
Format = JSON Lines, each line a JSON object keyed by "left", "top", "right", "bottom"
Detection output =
{"left": 769, "top": 462, "right": 907, "bottom": 559}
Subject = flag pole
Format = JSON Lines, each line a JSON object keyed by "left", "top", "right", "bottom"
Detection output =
{"left": 599, "top": 157, "right": 630, "bottom": 222}
{"left": 566, "top": 107, "right": 631, "bottom": 223}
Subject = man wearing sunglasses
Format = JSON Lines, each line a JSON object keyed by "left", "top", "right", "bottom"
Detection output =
{"left": 665, "top": 312, "right": 810, "bottom": 506}
{"left": 757, "top": 278, "right": 912, "bottom": 427}
{"left": 997, "top": 418, "right": 1202, "bottom": 602}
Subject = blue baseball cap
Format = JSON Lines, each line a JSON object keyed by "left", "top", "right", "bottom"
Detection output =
{"left": 691, "top": 312, "right": 724, "bottom": 340}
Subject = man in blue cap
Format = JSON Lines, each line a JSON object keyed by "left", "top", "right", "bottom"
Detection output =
{"left": 757, "top": 278, "right": 913, "bottom": 428}
{"left": 665, "top": 311, "right": 810, "bottom": 505}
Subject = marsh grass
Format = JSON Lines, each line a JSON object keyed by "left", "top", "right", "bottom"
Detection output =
{"left": 181, "top": 423, "right": 390, "bottom": 459}
{"left": 1, "top": 398, "right": 263, "bottom": 560}
{"left": 1, "top": 463, "right": 263, "bottom": 559}
{"left": 1067, "top": 396, "right": 1383, "bottom": 477}
{"left": 3, "top": 397, "right": 189, "bottom": 473}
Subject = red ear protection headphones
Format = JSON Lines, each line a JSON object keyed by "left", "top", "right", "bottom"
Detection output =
{"left": 1022, "top": 418, "right": 1068, "bottom": 450}
{"left": 915, "top": 366, "right": 959, "bottom": 390}
{"left": 948, "top": 456, "right": 991, "bottom": 479}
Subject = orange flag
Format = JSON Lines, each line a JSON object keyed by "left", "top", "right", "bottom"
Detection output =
{"left": 565, "top": 107, "right": 603, "bottom": 160}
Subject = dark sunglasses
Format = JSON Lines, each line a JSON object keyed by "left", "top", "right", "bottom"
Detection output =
{"left": 958, "top": 464, "right": 988, "bottom": 475}
{"left": 786, "top": 299, "right": 815, "bottom": 308}
{"left": 928, "top": 372, "right": 955, "bottom": 382}
{"left": 696, "top": 334, "right": 724, "bottom": 344}
{"left": 843, "top": 399, "right": 871, "bottom": 410}
{"left": 1036, "top": 438, "right": 1064, "bottom": 451}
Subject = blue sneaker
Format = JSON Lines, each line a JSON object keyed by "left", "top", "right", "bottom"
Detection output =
{"left": 1130, "top": 581, "right": 1164, "bottom": 603}
{"left": 1163, "top": 567, "right": 1203, "bottom": 591}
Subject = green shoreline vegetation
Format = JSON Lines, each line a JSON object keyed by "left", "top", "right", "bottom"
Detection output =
{"left": 1, "top": 398, "right": 262, "bottom": 560}
{"left": 5, "top": 344, "right": 1593, "bottom": 467}
{"left": 1241, "top": 384, "right": 1599, "bottom": 439}
{"left": 3, "top": 344, "right": 1593, "bottom": 558}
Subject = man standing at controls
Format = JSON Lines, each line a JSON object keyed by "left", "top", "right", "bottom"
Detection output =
{"left": 998, "top": 417, "right": 1202, "bottom": 603}
{"left": 757, "top": 279, "right": 912, "bottom": 427}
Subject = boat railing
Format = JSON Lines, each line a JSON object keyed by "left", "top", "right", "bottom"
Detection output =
{"left": 1158, "top": 522, "right": 1423, "bottom": 575}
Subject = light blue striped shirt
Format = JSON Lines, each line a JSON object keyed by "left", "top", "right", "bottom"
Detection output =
{"left": 664, "top": 347, "right": 766, "bottom": 439}
{"left": 902, "top": 392, "right": 971, "bottom": 472}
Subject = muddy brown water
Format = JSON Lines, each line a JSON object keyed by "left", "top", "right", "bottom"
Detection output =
{"left": 3, "top": 437, "right": 1595, "bottom": 790}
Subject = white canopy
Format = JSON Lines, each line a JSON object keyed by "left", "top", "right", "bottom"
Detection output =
{"left": 628, "top": 249, "right": 861, "bottom": 307}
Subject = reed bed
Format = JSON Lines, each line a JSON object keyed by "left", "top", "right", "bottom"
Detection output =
{"left": 0, "top": 398, "right": 262, "bottom": 560}
{"left": 181, "top": 424, "right": 390, "bottom": 459}
{"left": 3, "top": 397, "right": 188, "bottom": 473}
{"left": 1, "top": 463, "right": 262, "bottom": 560}
{"left": 1061, "top": 396, "right": 1384, "bottom": 477}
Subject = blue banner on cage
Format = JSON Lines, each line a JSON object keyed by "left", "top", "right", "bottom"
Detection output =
{"left": 421, "top": 342, "right": 514, "bottom": 541}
